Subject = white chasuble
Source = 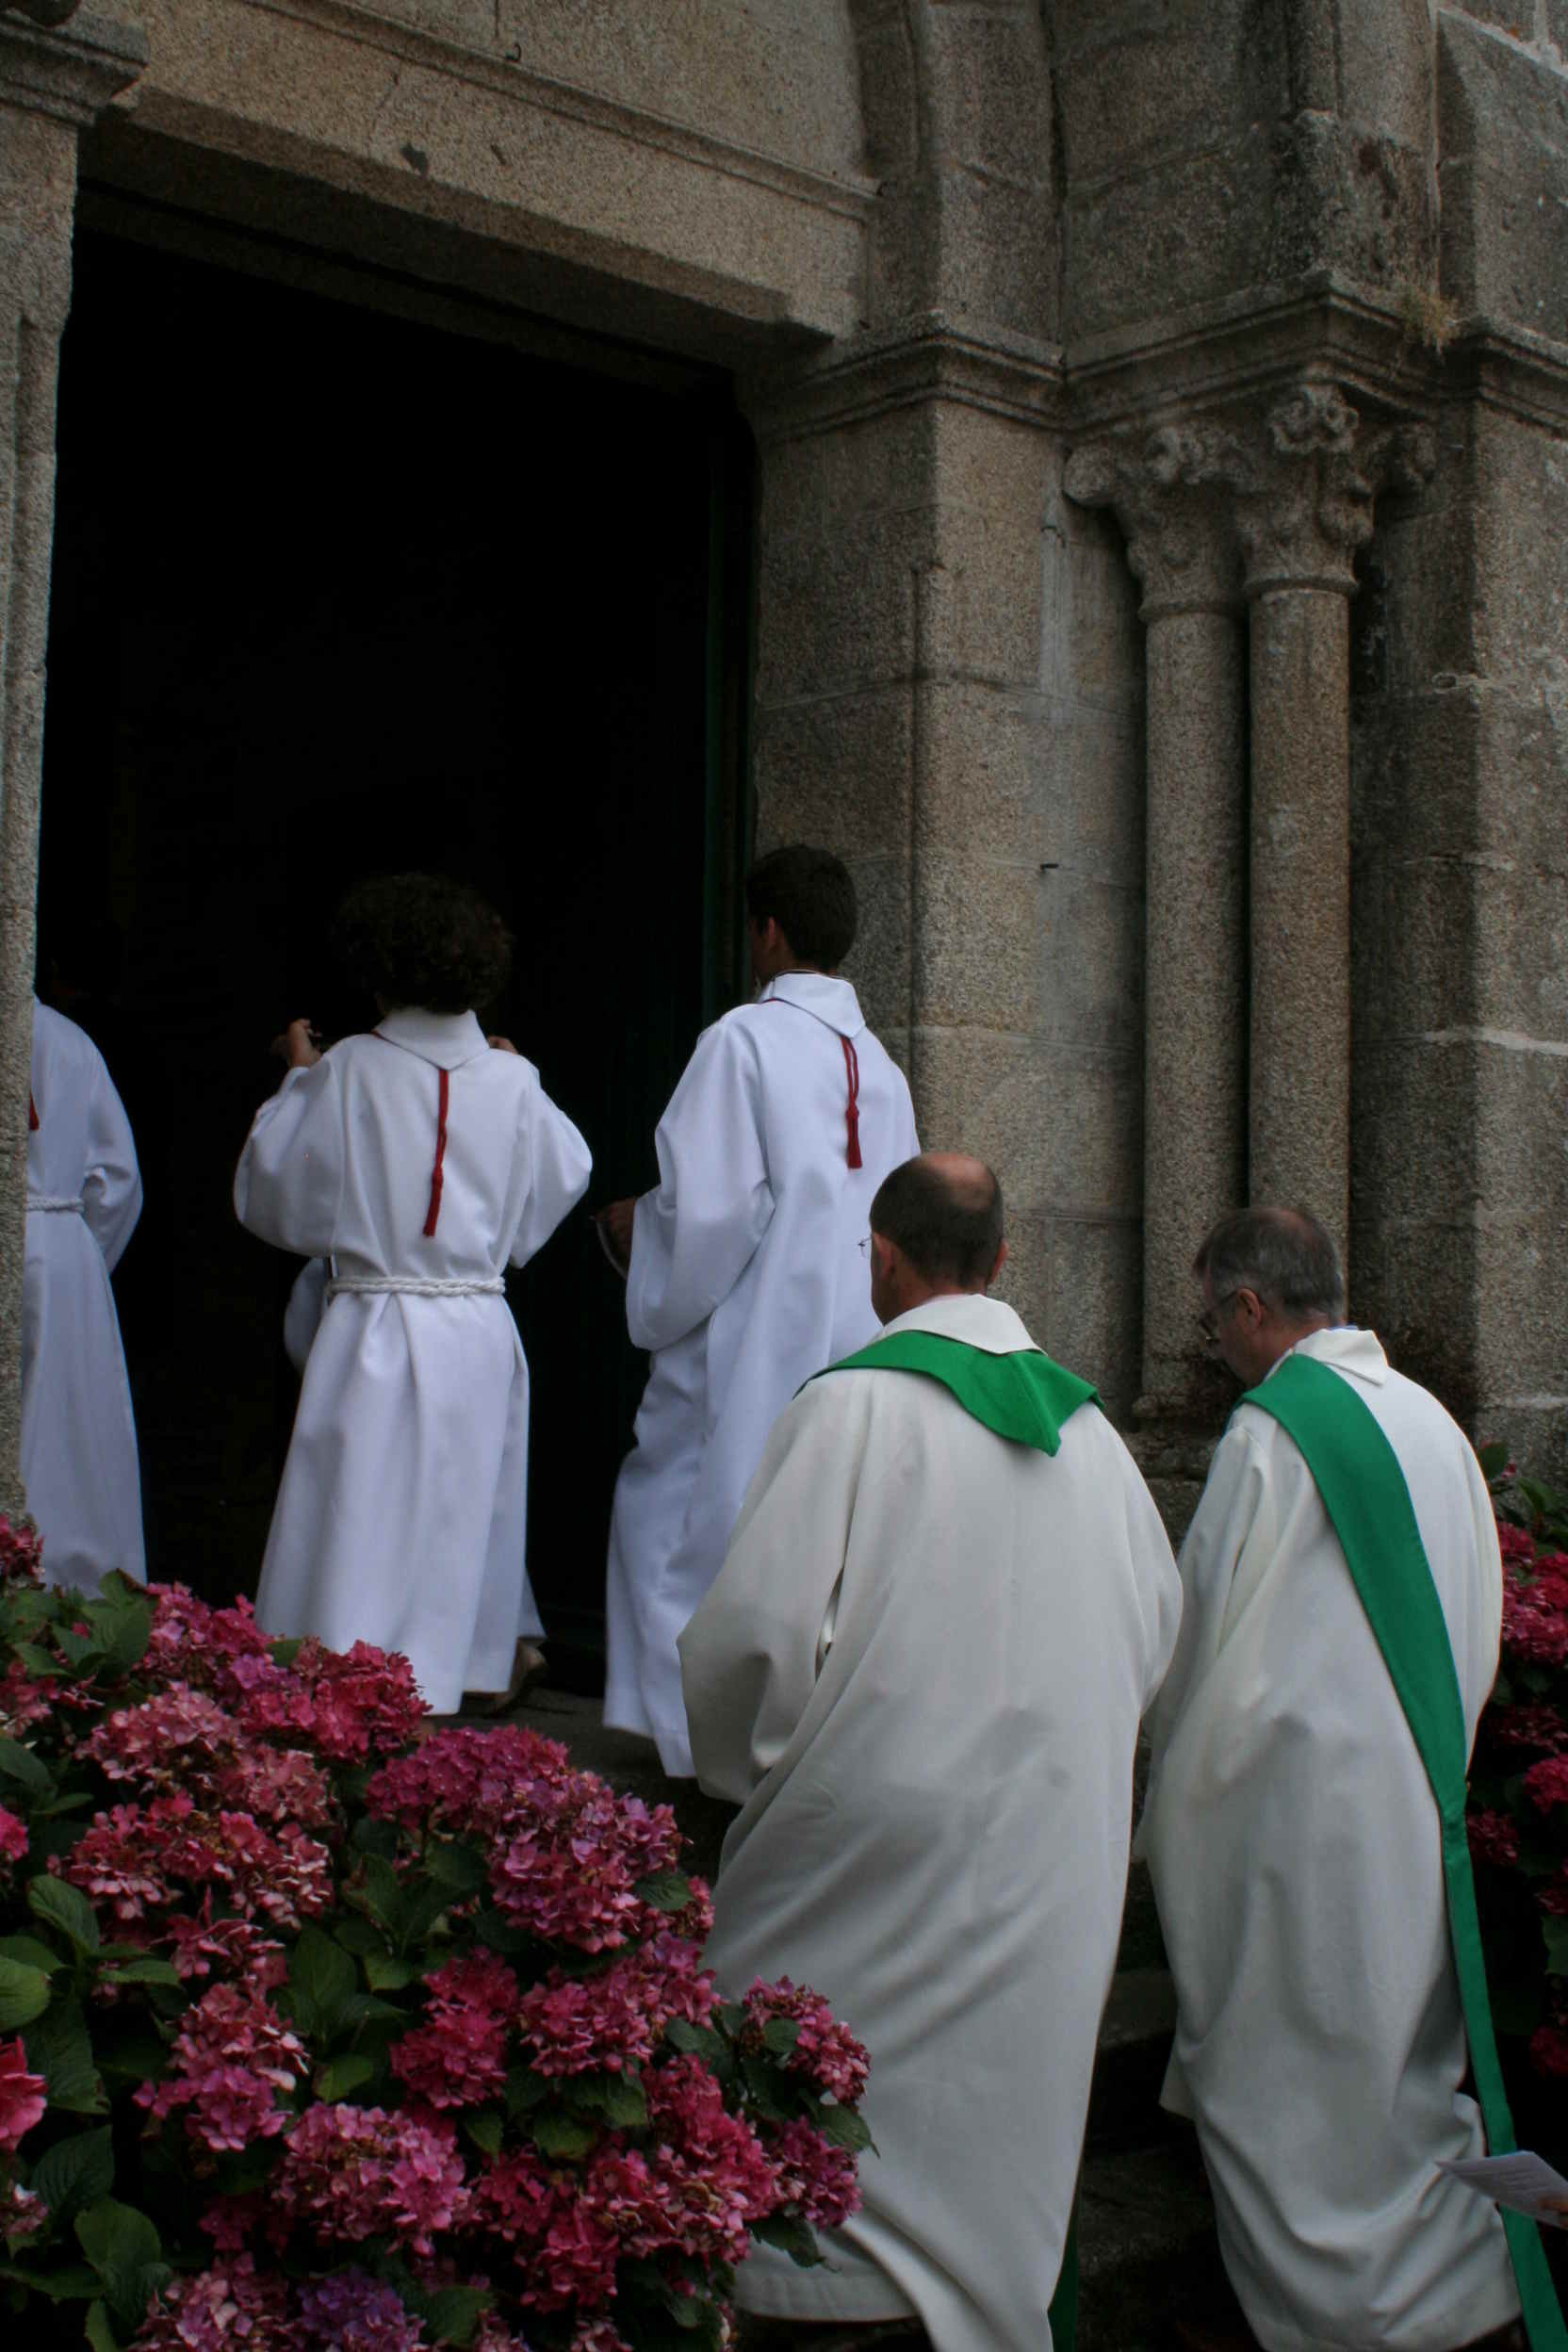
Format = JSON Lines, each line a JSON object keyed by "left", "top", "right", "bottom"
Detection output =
{"left": 680, "top": 1293, "right": 1182, "bottom": 2352}
{"left": 1139, "top": 1326, "right": 1519, "bottom": 2352}
{"left": 604, "top": 972, "right": 919, "bottom": 1777}
{"left": 22, "top": 999, "right": 145, "bottom": 1592}
{"left": 235, "top": 1009, "right": 591, "bottom": 1714}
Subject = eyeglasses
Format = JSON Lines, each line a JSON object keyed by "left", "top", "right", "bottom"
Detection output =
{"left": 857, "top": 1234, "right": 872, "bottom": 1260}
{"left": 1197, "top": 1289, "right": 1241, "bottom": 1346}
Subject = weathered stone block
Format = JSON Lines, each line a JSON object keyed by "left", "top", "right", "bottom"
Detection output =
{"left": 911, "top": 1025, "right": 1143, "bottom": 1220}
{"left": 1352, "top": 1039, "right": 1480, "bottom": 1225}
{"left": 753, "top": 503, "right": 925, "bottom": 701}
{"left": 754, "top": 685, "right": 913, "bottom": 857}
{"left": 839, "top": 845, "right": 911, "bottom": 1038}
{"left": 1438, "top": 13, "right": 1568, "bottom": 335}
{"left": 1036, "top": 699, "right": 1144, "bottom": 887}
{"left": 913, "top": 851, "right": 1038, "bottom": 1030}
{"left": 925, "top": 2, "right": 1052, "bottom": 187}
{"left": 1354, "top": 684, "right": 1568, "bottom": 880}
{"left": 1038, "top": 868, "right": 1144, "bottom": 1061}
{"left": 1047, "top": 1217, "right": 1143, "bottom": 1413}
{"left": 915, "top": 678, "right": 1041, "bottom": 858}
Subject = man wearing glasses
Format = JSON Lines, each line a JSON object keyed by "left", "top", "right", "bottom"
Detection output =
{"left": 1141, "top": 1206, "right": 1542, "bottom": 2352}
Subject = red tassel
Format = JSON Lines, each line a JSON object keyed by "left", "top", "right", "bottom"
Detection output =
{"left": 27, "top": 1093, "right": 38, "bottom": 1133}
{"left": 423, "top": 1066, "right": 450, "bottom": 1237}
{"left": 841, "top": 1036, "right": 862, "bottom": 1169}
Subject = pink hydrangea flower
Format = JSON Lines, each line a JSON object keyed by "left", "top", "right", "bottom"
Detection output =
{"left": 743, "top": 1979, "right": 871, "bottom": 2105}
{"left": 1530, "top": 2024, "right": 1568, "bottom": 2080}
{"left": 137, "top": 1982, "right": 308, "bottom": 2153}
{"left": 1523, "top": 1757, "right": 1568, "bottom": 1814}
{"left": 164, "top": 1905, "right": 287, "bottom": 1990}
{"left": 238, "top": 1639, "right": 426, "bottom": 1763}
{"left": 1467, "top": 1809, "right": 1521, "bottom": 1868}
{"left": 515, "top": 1962, "right": 659, "bottom": 2079}
{"left": 0, "top": 1517, "right": 43, "bottom": 1584}
{"left": 1479, "top": 1702, "right": 1568, "bottom": 1760}
{"left": 581, "top": 2056, "right": 779, "bottom": 2272}
{"left": 0, "top": 1807, "right": 28, "bottom": 1867}
{"left": 466, "top": 2148, "right": 557, "bottom": 2248}
{"left": 132, "top": 2254, "right": 294, "bottom": 2351}
{"left": 0, "top": 2036, "right": 48, "bottom": 2155}
{"left": 0, "top": 1662, "right": 55, "bottom": 1740}
{"left": 762, "top": 2117, "right": 861, "bottom": 2231}
{"left": 85, "top": 1686, "right": 238, "bottom": 1791}
{"left": 275, "top": 2104, "right": 467, "bottom": 2256}
{"left": 367, "top": 1724, "right": 577, "bottom": 1841}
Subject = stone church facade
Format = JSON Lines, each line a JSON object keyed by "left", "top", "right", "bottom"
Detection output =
{"left": 2, "top": 0, "right": 1565, "bottom": 1526}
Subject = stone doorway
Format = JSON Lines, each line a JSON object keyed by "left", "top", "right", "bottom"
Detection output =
{"left": 37, "top": 224, "right": 755, "bottom": 1681}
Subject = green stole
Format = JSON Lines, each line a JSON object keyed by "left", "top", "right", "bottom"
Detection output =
{"left": 1241, "top": 1352, "right": 1568, "bottom": 2352}
{"left": 817, "top": 1324, "right": 1097, "bottom": 2347}
{"left": 817, "top": 1327, "right": 1099, "bottom": 1454}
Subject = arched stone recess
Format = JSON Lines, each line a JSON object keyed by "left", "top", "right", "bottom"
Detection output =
{"left": 743, "top": 6, "right": 1149, "bottom": 1409}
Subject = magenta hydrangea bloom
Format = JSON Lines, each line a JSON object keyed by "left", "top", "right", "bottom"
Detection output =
{"left": 132, "top": 2254, "right": 295, "bottom": 2351}
{"left": 138, "top": 1981, "right": 308, "bottom": 2153}
{"left": 275, "top": 2104, "right": 468, "bottom": 2256}
{"left": 743, "top": 1979, "right": 871, "bottom": 2105}
{"left": 0, "top": 2037, "right": 47, "bottom": 2156}
{"left": 0, "top": 1806, "right": 27, "bottom": 1867}
{"left": 763, "top": 2117, "right": 862, "bottom": 2231}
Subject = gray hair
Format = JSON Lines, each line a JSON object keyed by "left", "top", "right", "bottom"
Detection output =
{"left": 1193, "top": 1206, "right": 1346, "bottom": 1321}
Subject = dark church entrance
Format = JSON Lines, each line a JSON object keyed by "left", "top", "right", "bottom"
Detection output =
{"left": 38, "top": 223, "right": 755, "bottom": 1684}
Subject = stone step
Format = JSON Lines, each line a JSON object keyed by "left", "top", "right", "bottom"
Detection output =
{"left": 1076, "top": 2136, "right": 1232, "bottom": 2352}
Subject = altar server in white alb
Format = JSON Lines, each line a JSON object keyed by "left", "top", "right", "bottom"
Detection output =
{"left": 681, "top": 1154, "right": 1182, "bottom": 2352}
{"left": 598, "top": 845, "right": 919, "bottom": 1777}
{"left": 22, "top": 997, "right": 144, "bottom": 1592}
{"left": 1141, "top": 1207, "right": 1529, "bottom": 2352}
{"left": 235, "top": 874, "right": 591, "bottom": 1717}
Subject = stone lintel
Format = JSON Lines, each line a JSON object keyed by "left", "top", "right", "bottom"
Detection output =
{"left": 0, "top": 8, "right": 146, "bottom": 126}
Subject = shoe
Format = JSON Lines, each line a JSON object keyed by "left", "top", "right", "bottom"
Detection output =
{"left": 466, "top": 1640, "right": 548, "bottom": 1717}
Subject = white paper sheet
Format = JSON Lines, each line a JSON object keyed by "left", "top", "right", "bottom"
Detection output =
{"left": 1437, "top": 2151, "right": 1568, "bottom": 2227}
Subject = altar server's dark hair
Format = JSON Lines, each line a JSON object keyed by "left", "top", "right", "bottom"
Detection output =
{"left": 744, "top": 845, "right": 857, "bottom": 972}
{"left": 872, "top": 1155, "right": 1004, "bottom": 1287}
{"left": 333, "top": 872, "right": 513, "bottom": 1015}
{"left": 1194, "top": 1206, "right": 1346, "bottom": 1320}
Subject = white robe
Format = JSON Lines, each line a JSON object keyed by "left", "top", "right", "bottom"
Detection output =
{"left": 680, "top": 1293, "right": 1183, "bottom": 2352}
{"left": 604, "top": 971, "right": 920, "bottom": 1776}
{"left": 1139, "top": 1326, "right": 1519, "bottom": 2352}
{"left": 22, "top": 999, "right": 144, "bottom": 1592}
{"left": 234, "top": 1010, "right": 591, "bottom": 1713}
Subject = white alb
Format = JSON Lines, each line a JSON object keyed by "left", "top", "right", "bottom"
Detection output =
{"left": 680, "top": 1291, "right": 1183, "bottom": 2352}
{"left": 1139, "top": 1324, "right": 1520, "bottom": 2352}
{"left": 603, "top": 971, "right": 920, "bottom": 1776}
{"left": 234, "top": 1009, "right": 591, "bottom": 1712}
{"left": 23, "top": 999, "right": 144, "bottom": 1592}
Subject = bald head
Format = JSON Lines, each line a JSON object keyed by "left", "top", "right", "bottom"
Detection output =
{"left": 869, "top": 1153, "right": 1005, "bottom": 1315}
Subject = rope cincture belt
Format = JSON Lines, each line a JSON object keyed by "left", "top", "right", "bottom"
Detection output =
{"left": 25, "top": 1196, "right": 84, "bottom": 1216}
{"left": 324, "top": 1276, "right": 504, "bottom": 1300}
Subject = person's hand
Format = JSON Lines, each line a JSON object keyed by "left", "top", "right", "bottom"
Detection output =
{"left": 597, "top": 1197, "right": 638, "bottom": 1271}
{"left": 270, "top": 1019, "right": 322, "bottom": 1070}
{"left": 487, "top": 1035, "right": 519, "bottom": 1054}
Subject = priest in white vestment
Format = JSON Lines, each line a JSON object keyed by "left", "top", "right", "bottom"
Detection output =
{"left": 1140, "top": 1206, "right": 1525, "bottom": 2352}
{"left": 601, "top": 846, "right": 919, "bottom": 1777}
{"left": 22, "top": 996, "right": 145, "bottom": 1592}
{"left": 235, "top": 874, "right": 591, "bottom": 1717}
{"left": 680, "top": 1153, "right": 1183, "bottom": 2352}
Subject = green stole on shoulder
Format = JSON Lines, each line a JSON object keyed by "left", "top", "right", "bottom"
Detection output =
{"left": 816, "top": 1323, "right": 1096, "bottom": 2347}
{"left": 1241, "top": 1352, "right": 1568, "bottom": 2352}
{"left": 818, "top": 1327, "right": 1099, "bottom": 1453}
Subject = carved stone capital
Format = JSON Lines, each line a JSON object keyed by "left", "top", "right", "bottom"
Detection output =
{"left": 1233, "top": 380, "right": 1436, "bottom": 601}
{"left": 1066, "top": 420, "right": 1246, "bottom": 622}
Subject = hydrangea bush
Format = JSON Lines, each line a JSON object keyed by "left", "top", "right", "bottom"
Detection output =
{"left": 1466, "top": 1450, "right": 1568, "bottom": 2127}
{"left": 0, "top": 1519, "right": 869, "bottom": 2352}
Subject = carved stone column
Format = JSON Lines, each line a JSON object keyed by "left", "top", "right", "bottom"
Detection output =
{"left": 1235, "top": 383, "right": 1433, "bottom": 1266}
{"left": 0, "top": 5, "right": 145, "bottom": 1513}
{"left": 1066, "top": 425, "right": 1247, "bottom": 1422}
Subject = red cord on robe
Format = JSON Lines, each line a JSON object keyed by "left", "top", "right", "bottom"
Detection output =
{"left": 27, "top": 1094, "right": 38, "bottom": 1133}
{"left": 423, "top": 1067, "right": 450, "bottom": 1238}
{"left": 841, "top": 1034, "right": 862, "bottom": 1169}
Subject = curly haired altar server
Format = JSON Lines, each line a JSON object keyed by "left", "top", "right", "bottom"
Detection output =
{"left": 599, "top": 845, "right": 920, "bottom": 1778}
{"left": 235, "top": 874, "right": 591, "bottom": 1715}
{"left": 23, "top": 997, "right": 144, "bottom": 1592}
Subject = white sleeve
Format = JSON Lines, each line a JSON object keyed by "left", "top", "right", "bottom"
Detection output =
{"left": 626, "top": 1019, "right": 773, "bottom": 1354}
{"left": 1141, "top": 1419, "right": 1273, "bottom": 1779}
{"left": 81, "top": 1054, "right": 142, "bottom": 1275}
{"left": 509, "top": 1075, "right": 593, "bottom": 1268}
{"left": 679, "top": 1381, "right": 856, "bottom": 1804}
{"left": 233, "top": 1058, "right": 347, "bottom": 1258}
